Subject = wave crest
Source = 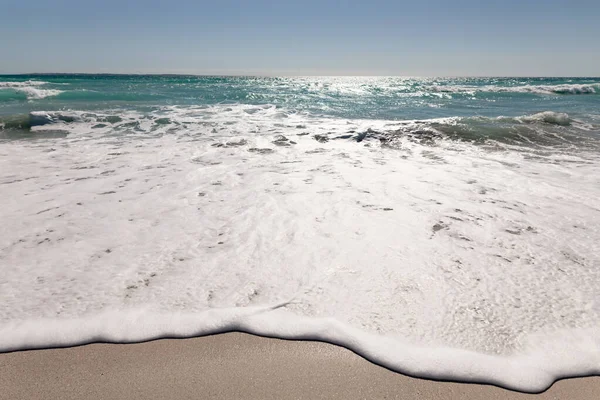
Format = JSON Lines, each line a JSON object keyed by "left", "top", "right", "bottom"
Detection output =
{"left": 519, "top": 111, "right": 571, "bottom": 126}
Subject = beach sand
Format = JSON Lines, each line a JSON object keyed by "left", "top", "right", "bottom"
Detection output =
{"left": 1, "top": 333, "right": 598, "bottom": 400}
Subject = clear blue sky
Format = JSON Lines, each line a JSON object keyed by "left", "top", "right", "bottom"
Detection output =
{"left": 2, "top": 0, "right": 599, "bottom": 76}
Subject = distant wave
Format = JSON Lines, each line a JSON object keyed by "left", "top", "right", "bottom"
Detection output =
{"left": 0, "top": 80, "right": 63, "bottom": 100}
{"left": 0, "top": 80, "right": 48, "bottom": 87}
{"left": 13, "top": 87, "right": 63, "bottom": 100}
{"left": 429, "top": 83, "right": 600, "bottom": 95}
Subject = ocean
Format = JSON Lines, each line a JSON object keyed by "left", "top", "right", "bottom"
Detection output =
{"left": 1, "top": 75, "right": 599, "bottom": 392}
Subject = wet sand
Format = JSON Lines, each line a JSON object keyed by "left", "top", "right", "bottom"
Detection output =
{"left": 1, "top": 332, "right": 598, "bottom": 400}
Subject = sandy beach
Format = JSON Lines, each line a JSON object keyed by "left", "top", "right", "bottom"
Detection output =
{"left": 1, "top": 333, "right": 598, "bottom": 400}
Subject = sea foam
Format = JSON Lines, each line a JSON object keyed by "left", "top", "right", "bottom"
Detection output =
{"left": 1, "top": 104, "right": 599, "bottom": 392}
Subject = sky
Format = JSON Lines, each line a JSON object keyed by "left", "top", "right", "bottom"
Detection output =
{"left": 1, "top": 0, "right": 599, "bottom": 76}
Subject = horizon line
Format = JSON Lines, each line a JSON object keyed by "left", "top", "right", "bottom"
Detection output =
{"left": 1, "top": 72, "right": 599, "bottom": 79}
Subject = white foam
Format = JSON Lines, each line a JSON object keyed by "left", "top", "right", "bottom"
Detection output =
{"left": 1, "top": 309, "right": 599, "bottom": 393}
{"left": 1, "top": 105, "right": 599, "bottom": 392}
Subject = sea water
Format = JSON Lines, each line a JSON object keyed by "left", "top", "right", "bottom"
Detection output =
{"left": 1, "top": 75, "right": 599, "bottom": 392}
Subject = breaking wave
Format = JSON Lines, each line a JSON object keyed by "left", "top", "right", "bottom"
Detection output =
{"left": 518, "top": 111, "right": 571, "bottom": 126}
{"left": 429, "top": 83, "right": 600, "bottom": 96}
{"left": 0, "top": 80, "right": 63, "bottom": 100}
{"left": 1, "top": 107, "right": 597, "bottom": 153}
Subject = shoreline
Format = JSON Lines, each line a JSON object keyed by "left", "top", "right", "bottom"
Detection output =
{"left": 2, "top": 333, "right": 599, "bottom": 400}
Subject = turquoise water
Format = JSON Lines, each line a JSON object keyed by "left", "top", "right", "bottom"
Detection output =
{"left": 1, "top": 75, "right": 599, "bottom": 148}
